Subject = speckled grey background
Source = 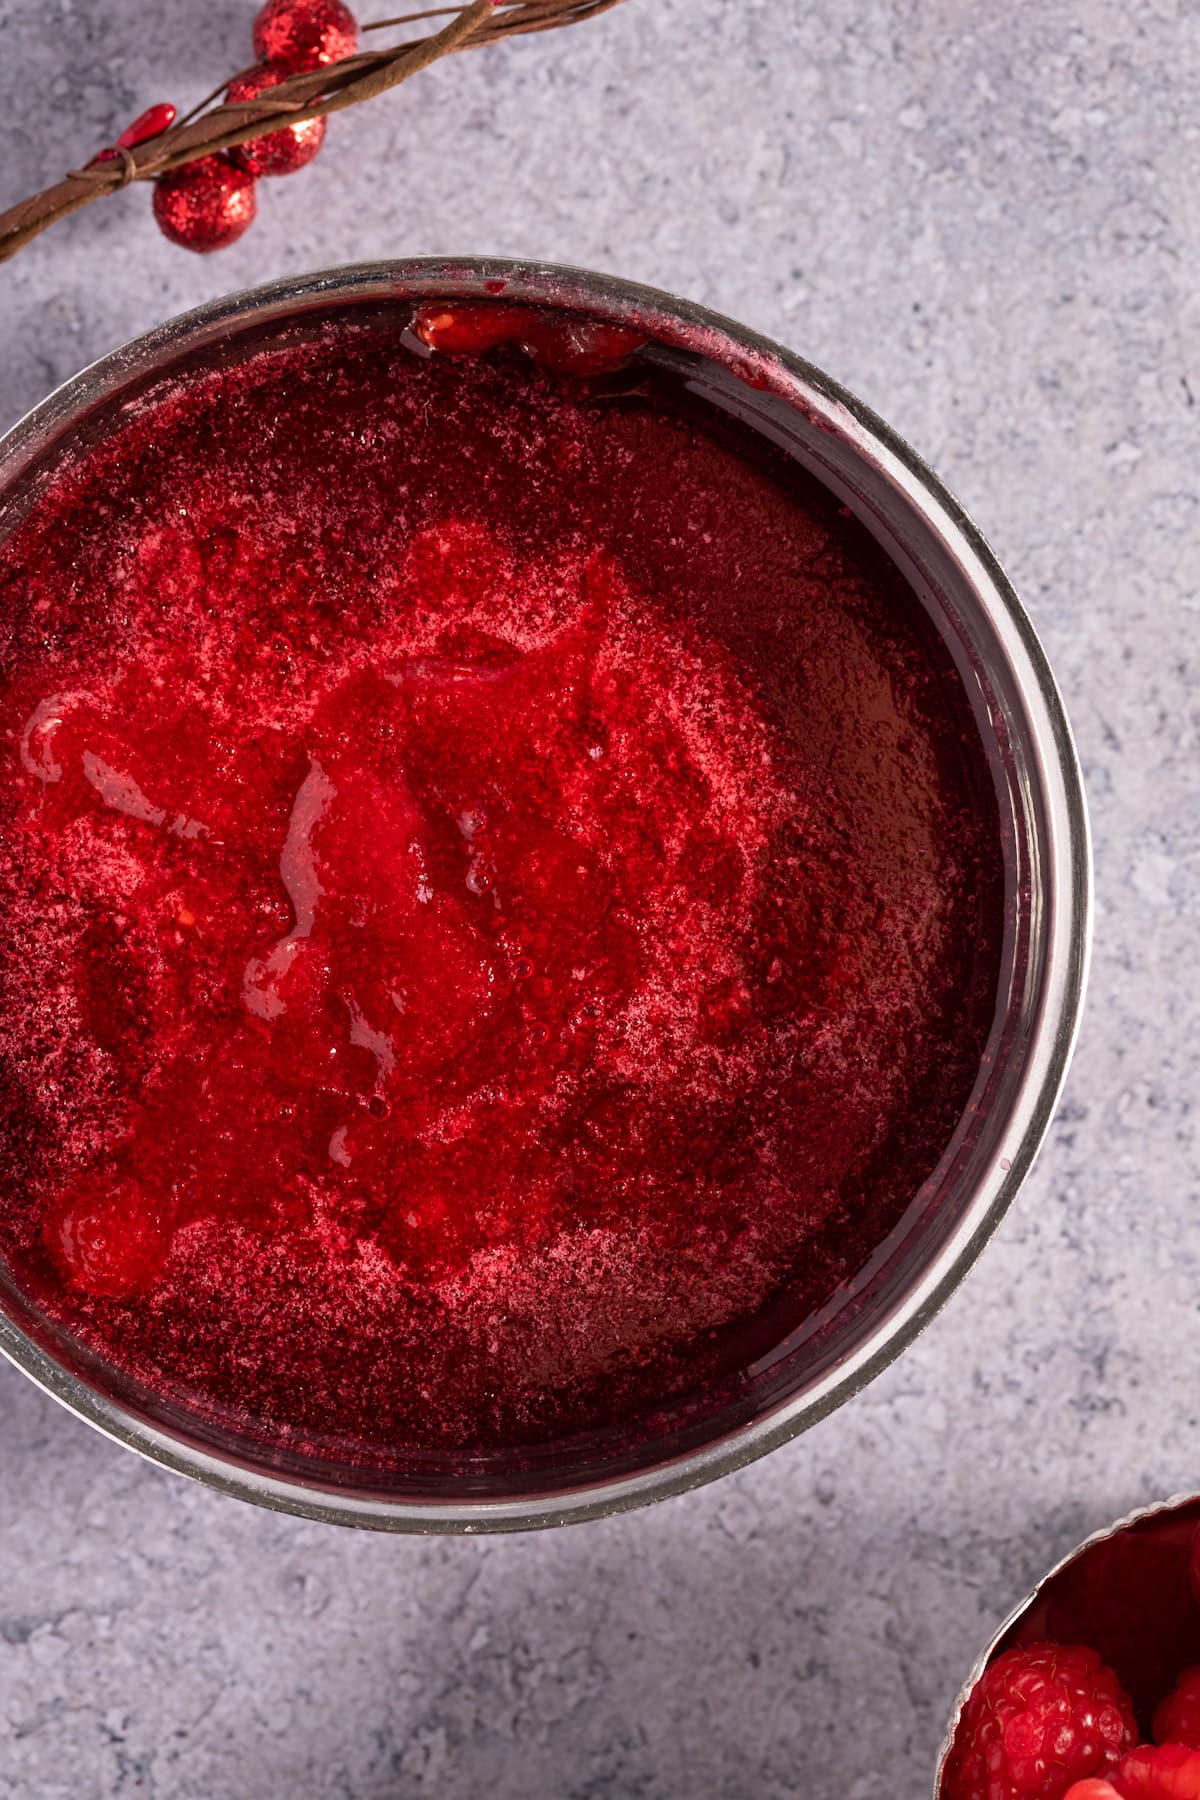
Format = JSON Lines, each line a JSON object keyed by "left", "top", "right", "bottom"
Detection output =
{"left": 0, "top": 0, "right": 1196, "bottom": 1794}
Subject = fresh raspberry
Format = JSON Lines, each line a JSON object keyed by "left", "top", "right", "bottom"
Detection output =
{"left": 943, "top": 1643, "right": 1138, "bottom": 1800}
{"left": 1022, "top": 1525, "right": 1200, "bottom": 1724}
{"left": 1155, "top": 1670, "right": 1200, "bottom": 1750}
{"left": 1115, "top": 1744, "right": 1200, "bottom": 1798}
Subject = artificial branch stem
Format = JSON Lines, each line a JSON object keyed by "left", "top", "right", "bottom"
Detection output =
{"left": 0, "top": 0, "right": 624, "bottom": 266}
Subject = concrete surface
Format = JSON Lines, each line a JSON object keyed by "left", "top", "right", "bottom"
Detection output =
{"left": 0, "top": 0, "right": 1198, "bottom": 1794}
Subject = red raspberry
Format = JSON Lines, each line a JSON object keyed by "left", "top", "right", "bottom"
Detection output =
{"left": 1115, "top": 1744, "right": 1200, "bottom": 1798}
{"left": 943, "top": 1643, "right": 1137, "bottom": 1800}
{"left": 1155, "top": 1670, "right": 1200, "bottom": 1751}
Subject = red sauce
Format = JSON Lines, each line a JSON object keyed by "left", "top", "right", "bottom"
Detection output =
{"left": 0, "top": 305, "right": 1003, "bottom": 1460}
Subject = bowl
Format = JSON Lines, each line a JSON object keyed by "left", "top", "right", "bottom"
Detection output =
{"left": 936, "top": 1493, "right": 1200, "bottom": 1794}
{"left": 0, "top": 258, "right": 1091, "bottom": 1531}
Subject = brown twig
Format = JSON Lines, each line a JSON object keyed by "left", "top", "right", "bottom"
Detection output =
{"left": 0, "top": 0, "right": 626, "bottom": 266}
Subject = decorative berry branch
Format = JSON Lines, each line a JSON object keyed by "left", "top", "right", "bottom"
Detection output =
{"left": 0, "top": 0, "right": 627, "bottom": 262}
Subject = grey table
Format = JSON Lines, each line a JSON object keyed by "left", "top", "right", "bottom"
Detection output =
{"left": 0, "top": 1, "right": 1194, "bottom": 1794}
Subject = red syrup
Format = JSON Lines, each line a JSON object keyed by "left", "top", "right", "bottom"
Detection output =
{"left": 0, "top": 304, "right": 1004, "bottom": 1461}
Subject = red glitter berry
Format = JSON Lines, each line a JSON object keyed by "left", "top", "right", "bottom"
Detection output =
{"left": 152, "top": 155, "right": 257, "bottom": 253}
{"left": 227, "top": 66, "right": 327, "bottom": 177}
{"left": 44, "top": 1173, "right": 172, "bottom": 1300}
{"left": 1114, "top": 1745, "right": 1200, "bottom": 1799}
{"left": 1154, "top": 1670, "right": 1200, "bottom": 1751}
{"left": 252, "top": 0, "right": 358, "bottom": 70}
{"left": 943, "top": 1644, "right": 1138, "bottom": 1800}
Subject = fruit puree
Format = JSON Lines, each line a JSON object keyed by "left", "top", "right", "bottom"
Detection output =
{"left": 0, "top": 304, "right": 1003, "bottom": 1460}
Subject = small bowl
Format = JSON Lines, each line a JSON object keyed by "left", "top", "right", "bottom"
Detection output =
{"left": 936, "top": 1493, "right": 1200, "bottom": 1793}
{"left": 0, "top": 259, "right": 1091, "bottom": 1531}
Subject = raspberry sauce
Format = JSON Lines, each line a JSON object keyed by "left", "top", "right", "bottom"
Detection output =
{"left": 0, "top": 304, "right": 1003, "bottom": 1462}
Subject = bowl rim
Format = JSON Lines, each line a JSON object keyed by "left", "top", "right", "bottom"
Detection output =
{"left": 0, "top": 256, "right": 1092, "bottom": 1531}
